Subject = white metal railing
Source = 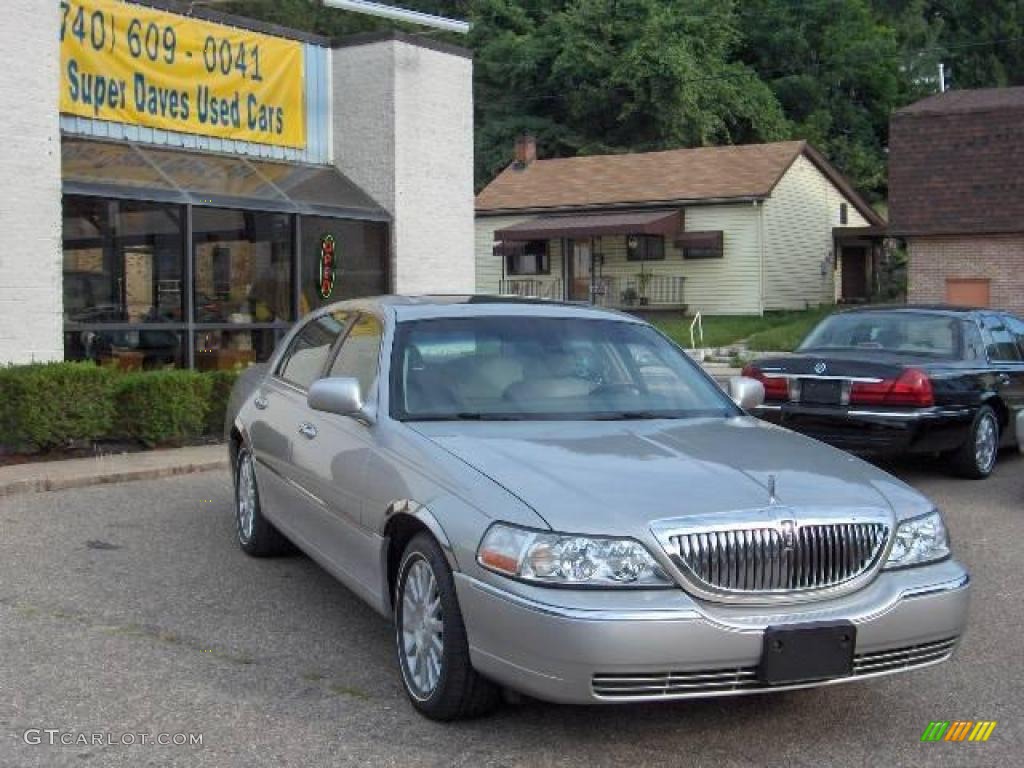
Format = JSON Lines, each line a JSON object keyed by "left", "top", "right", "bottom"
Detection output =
{"left": 595, "top": 275, "right": 686, "bottom": 308}
{"left": 690, "top": 311, "right": 704, "bottom": 360}
{"left": 499, "top": 278, "right": 563, "bottom": 300}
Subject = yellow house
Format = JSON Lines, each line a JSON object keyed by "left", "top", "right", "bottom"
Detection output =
{"left": 475, "top": 138, "right": 885, "bottom": 315}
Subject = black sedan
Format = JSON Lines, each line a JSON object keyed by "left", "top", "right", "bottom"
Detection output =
{"left": 742, "top": 306, "right": 1024, "bottom": 478}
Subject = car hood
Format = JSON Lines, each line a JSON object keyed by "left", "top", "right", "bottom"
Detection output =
{"left": 410, "top": 417, "right": 932, "bottom": 536}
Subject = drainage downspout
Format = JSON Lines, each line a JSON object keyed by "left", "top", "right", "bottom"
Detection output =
{"left": 756, "top": 200, "right": 766, "bottom": 315}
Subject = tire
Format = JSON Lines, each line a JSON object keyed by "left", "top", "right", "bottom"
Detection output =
{"left": 394, "top": 533, "right": 500, "bottom": 720}
{"left": 946, "top": 405, "right": 1000, "bottom": 479}
{"left": 234, "top": 447, "right": 291, "bottom": 556}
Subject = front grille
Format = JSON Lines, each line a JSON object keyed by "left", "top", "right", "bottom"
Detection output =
{"left": 669, "top": 522, "right": 888, "bottom": 594}
{"left": 591, "top": 637, "right": 958, "bottom": 699}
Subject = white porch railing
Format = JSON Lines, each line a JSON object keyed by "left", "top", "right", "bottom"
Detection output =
{"left": 499, "top": 278, "right": 564, "bottom": 300}
{"left": 593, "top": 275, "right": 686, "bottom": 308}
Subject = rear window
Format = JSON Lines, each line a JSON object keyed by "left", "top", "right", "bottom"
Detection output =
{"left": 798, "top": 313, "right": 960, "bottom": 358}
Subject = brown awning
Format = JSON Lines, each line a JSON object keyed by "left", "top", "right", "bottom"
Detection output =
{"left": 674, "top": 230, "right": 723, "bottom": 250}
{"left": 495, "top": 210, "right": 682, "bottom": 241}
{"left": 833, "top": 225, "right": 886, "bottom": 242}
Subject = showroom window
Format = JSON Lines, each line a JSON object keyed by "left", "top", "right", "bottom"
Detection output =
{"left": 63, "top": 196, "right": 186, "bottom": 368}
{"left": 300, "top": 217, "right": 389, "bottom": 314}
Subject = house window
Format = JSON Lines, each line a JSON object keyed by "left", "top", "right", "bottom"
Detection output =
{"left": 677, "top": 231, "right": 724, "bottom": 260}
{"left": 505, "top": 240, "right": 550, "bottom": 275}
{"left": 840, "top": 203, "right": 849, "bottom": 225}
{"left": 626, "top": 234, "right": 665, "bottom": 261}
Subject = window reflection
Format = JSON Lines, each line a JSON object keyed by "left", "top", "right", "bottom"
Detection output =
{"left": 63, "top": 197, "right": 184, "bottom": 324}
{"left": 194, "top": 329, "right": 279, "bottom": 371}
{"left": 193, "top": 208, "right": 293, "bottom": 323}
{"left": 64, "top": 330, "right": 184, "bottom": 370}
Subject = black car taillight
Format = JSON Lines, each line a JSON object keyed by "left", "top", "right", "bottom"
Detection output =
{"left": 850, "top": 368, "right": 934, "bottom": 408}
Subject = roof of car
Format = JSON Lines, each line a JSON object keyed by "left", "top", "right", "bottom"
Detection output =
{"left": 836, "top": 304, "right": 987, "bottom": 316}
{"left": 323, "top": 294, "right": 645, "bottom": 322}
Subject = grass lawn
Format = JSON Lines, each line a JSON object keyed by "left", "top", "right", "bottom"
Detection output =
{"left": 652, "top": 306, "right": 834, "bottom": 351}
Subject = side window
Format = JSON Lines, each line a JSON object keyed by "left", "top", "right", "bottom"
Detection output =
{"left": 277, "top": 312, "right": 351, "bottom": 389}
{"left": 330, "top": 313, "right": 384, "bottom": 397}
{"left": 1004, "top": 314, "right": 1024, "bottom": 359}
{"left": 981, "top": 313, "right": 1022, "bottom": 362}
{"left": 961, "top": 320, "right": 987, "bottom": 361}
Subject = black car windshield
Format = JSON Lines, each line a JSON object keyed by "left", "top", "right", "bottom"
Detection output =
{"left": 391, "top": 316, "right": 736, "bottom": 421}
{"left": 798, "top": 312, "right": 961, "bottom": 358}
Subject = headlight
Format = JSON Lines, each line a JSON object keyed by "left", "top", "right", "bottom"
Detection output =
{"left": 476, "top": 524, "right": 672, "bottom": 587}
{"left": 884, "top": 510, "right": 950, "bottom": 569}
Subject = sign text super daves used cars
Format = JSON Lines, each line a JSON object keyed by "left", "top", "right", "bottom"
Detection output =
{"left": 60, "top": 0, "right": 306, "bottom": 148}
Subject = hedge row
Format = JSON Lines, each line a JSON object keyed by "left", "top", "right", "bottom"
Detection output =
{"left": 0, "top": 363, "right": 239, "bottom": 452}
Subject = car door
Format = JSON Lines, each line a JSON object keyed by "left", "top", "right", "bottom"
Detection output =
{"left": 289, "top": 311, "right": 386, "bottom": 595}
{"left": 979, "top": 312, "right": 1024, "bottom": 445}
{"left": 999, "top": 313, "right": 1024, "bottom": 442}
{"left": 248, "top": 310, "right": 353, "bottom": 541}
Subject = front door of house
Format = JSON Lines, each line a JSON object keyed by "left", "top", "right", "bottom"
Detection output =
{"left": 841, "top": 246, "right": 868, "bottom": 301}
{"left": 568, "top": 240, "right": 592, "bottom": 302}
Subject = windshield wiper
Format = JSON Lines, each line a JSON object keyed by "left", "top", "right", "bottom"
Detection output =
{"left": 412, "top": 413, "right": 525, "bottom": 421}
{"left": 591, "top": 411, "right": 680, "bottom": 420}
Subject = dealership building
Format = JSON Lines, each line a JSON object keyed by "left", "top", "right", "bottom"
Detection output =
{"left": 0, "top": 0, "right": 474, "bottom": 367}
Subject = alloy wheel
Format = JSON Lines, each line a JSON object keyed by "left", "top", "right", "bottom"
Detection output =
{"left": 237, "top": 453, "right": 257, "bottom": 544}
{"left": 399, "top": 557, "right": 444, "bottom": 699}
{"left": 974, "top": 412, "right": 998, "bottom": 474}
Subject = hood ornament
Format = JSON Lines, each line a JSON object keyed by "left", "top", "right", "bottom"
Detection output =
{"left": 767, "top": 473, "right": 777, "bottom": 505}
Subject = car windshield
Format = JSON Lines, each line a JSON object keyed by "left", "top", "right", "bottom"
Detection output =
{"left": 798, "top": 312, "right": 961, "bottom": 358}
{"left": 391, "top": 316, "right": 736, "bottom": 421}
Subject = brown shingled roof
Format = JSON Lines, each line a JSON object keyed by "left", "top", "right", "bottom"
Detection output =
{"left": 890, "top": 87, "right": 1024, "bottom": 236}
{"left": 895, "top": 86, "right": 1024, "bottom": 116}
{"left": 476, "top": 141, "right": 802, "bottom": 212}
{"left": 475, "top": 140, "right": 882, "bottom": 225}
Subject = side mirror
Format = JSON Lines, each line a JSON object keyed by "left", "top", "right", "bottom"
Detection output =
{"left": 729, "top": 376, "right": 765, "bottom": 411}
{"left": 308, "top": 377, "right": 365, "bottom": 417}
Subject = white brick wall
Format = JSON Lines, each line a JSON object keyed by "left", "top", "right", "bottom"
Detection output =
{"left": 332, "top": 37, "right": 475, "bottom": 295}
{"left": 0, "top": 0, "right": 63, "bottom": 364}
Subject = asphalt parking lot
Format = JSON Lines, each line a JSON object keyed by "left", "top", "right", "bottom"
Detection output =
{"left": 1, "top": 452, "right": 1021, "bottom": 768}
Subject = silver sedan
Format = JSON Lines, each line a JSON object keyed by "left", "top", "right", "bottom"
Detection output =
{"left": 226, "top": 296, "right": 969, "bottom": 720}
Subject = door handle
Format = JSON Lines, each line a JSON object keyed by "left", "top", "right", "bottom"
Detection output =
{"left": 298, "top": 422, "right": 318, "bottom": 440}
{"left": 254, "top": 395, "right": 268, "bottom": 410}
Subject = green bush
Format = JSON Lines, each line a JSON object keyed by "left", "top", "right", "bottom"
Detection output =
{"left": 115, "top": 370, "right": 213, "bottom": 446}
{"left": 204, "top": 370, "right": 240, "bottom": 436}
{"left": 0, "top": 362, "right": 119, "bottom": 452}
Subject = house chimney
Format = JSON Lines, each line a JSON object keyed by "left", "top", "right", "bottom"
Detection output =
{"left": 514, "top": 133, "right": 537, "bottom": 168}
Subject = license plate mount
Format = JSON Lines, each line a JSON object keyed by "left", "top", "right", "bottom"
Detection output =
{"left": 758, "top": 622, "right": 856, "bottom": 685}
{"left": 800, "top": 379, "right": 842, "bottom": 404}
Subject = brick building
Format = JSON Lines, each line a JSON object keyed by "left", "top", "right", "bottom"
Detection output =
{"left": 889, "top": 87, "right": 1024, "bottom": 314}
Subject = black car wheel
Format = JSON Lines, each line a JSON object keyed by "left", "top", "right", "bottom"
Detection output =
{"left": 946, "top": 405, "right": 1000, "bottom": 479}
{"left": 234, "top": 448, "right": 291, "bottom": 556}
{"left": 394, "top": 533, "right": 499, "bottom": 720}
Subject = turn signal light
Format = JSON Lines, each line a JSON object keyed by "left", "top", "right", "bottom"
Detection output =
{"left": 850, "top": 368, "right": 934, "bottom": 407}
{"left": 741, "top": 364, "right": 788, "bottom": 401}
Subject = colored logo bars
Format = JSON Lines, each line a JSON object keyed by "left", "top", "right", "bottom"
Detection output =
{"left": 921, "top": 721, "right": 997, "bottom": 742}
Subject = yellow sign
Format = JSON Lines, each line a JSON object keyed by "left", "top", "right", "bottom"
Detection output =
{"left": 60, "top": 0, "right": 306, "bottom": 148}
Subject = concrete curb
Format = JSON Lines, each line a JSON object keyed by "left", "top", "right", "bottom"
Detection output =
{"left": 0, "top": 445, "right": 229, "bottom": 498}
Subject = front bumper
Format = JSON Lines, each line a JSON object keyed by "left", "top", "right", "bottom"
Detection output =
{"left": 455, "top": 560, "right": 969, "bottom": 704}
{"left": 753, "top": 404, "right": 974, "bottom": 454}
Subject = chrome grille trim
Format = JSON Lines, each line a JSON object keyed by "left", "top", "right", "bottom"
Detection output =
{"left": 591, "top": 637, "right": 959, "bottom": 699}
{"left": 668, "top": 522, "right": 888, "bottom": 595}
